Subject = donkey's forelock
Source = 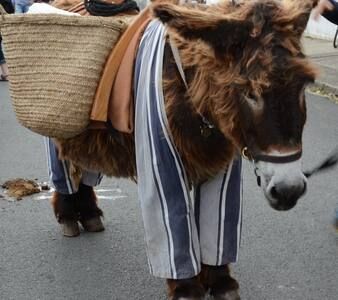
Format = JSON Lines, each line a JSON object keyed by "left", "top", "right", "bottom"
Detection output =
{"left": 155, "top": 3, "right": 316, "bottom": 94}
{"left": 152, "top": 0, "right": 317, "bottom": 52}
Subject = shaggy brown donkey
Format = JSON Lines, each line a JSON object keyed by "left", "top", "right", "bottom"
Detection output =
{"left": 53, "top": 0, "right": 318, "bottom": 299}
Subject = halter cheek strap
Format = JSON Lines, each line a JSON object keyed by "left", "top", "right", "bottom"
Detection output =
{"left": 169, "top": 37, "right": 188, "bottom": 89}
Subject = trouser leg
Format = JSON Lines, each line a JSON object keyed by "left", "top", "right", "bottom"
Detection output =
{"left": 134, "top": 38, "right": 200, "bottom": 278}
{"left": 196, "top": 158, "right": 243, "bottom": 266}
{"left": 44, "top": 137, "right": 102, "bottom": 194}
{"left": 135, "top": 97, "right": 201, "bottom": 278}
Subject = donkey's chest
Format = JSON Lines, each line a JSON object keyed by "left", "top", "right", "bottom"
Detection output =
{"left": 159, "top": 47, "right": 235, "bottom": 183}
{"left": 166, "top": 108, "right": 236, "bottom": 184}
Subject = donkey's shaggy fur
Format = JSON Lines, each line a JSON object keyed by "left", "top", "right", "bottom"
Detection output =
{"left": 55, "top": 0, "right": 318, "bottom": 185}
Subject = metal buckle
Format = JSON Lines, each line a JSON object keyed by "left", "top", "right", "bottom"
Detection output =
{"left": 241, "top": 147, "right": 250, "bottom": 160}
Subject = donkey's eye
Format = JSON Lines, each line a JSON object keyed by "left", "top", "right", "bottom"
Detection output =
{"left": 244, "top": 92, "right": 264, "bottom": 111}
{"left": 246, "top": 92, "right": 256, "bottom": 101}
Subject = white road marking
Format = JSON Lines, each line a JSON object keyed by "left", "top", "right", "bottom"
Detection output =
{"left": 95, "top": 188, "right": 123, "bottom": 193}
{"left": 34, "top": 194, "right": 127, "bottom": 201}
{"left": 1, "top": 187, "right": 127, "bottom": 201}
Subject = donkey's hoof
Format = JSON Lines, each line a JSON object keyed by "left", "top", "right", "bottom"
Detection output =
{"left": 60, "top": 220, "right": 80, "bottom": 237}
{"left": 80, "top": 216, "right": 105, "bottom": 232}
{"left": 212, "top": 289, "right": 240, "bottom": 300}
{"left": 200, "top": 264, "right": 240, "bottom": 300}
{"left": 167, "top": 277, "right": 206, "bottom": 300}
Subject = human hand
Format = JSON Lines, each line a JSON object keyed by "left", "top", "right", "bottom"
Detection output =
{"left": 313, "top": 0, "right": 334, "bottom": 20}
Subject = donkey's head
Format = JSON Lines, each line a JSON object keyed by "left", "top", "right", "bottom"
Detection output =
{"left": 154, "top": 0, "right": 318, "bottom": 210}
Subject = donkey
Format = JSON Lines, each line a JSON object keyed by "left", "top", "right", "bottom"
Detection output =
{"left": 52, "top": 0, "right": 318, "bottom": 299}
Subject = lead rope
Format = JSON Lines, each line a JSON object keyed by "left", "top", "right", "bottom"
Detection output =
{"left": 304, "top": 145, "right": 338, "bottom": 178}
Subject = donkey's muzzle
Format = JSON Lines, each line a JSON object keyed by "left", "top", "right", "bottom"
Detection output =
{"left": 268, "top": 180, "right": 307, "bottom": 211}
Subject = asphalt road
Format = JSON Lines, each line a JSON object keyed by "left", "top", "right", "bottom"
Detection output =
{"left": 0, "top": 81, "right": 337, "bottom": 300}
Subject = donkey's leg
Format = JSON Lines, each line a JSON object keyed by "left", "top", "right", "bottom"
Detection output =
{"left": 45, "top": 137, "right": 80, "bottom": 237}
{"left": 166, "top": 277, "right": 205, "bottom": 300}
{"left": 51, "top": 191, "right": 80, "bottom": 237}
{"left": 196, "top": 159, "right": 242, "bottom": 300}
{"left": 77, "top": 183, "right": 104, "bottom": 232}
{"left": 200, "top": 264, "right": 240, "bottom": 300}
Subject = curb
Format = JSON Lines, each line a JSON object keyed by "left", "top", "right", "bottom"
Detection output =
{"left": 311, "top": 81, "right": 338, "bottom": 98}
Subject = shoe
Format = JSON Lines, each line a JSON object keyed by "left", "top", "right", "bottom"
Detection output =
{"left": 0, "top": 74, "right": 8, "bottom": 81}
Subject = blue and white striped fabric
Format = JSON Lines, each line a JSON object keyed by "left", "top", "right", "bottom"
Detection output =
{"left": 45, "top": 138, "right": 102, "bottom": 194}
{"left": 134, "top": 19, "right": 242, "bottom": 279}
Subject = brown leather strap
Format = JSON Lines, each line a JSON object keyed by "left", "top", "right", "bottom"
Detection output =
{"left": 108, "top": 12, "right": 151, "bottom": 132}
{"left": 90, "top": 7, "right": 151, "bottom": 122}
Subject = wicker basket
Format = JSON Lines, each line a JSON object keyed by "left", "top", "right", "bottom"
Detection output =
{"left": 0, "top": 9, "right": 127, "bottom": 138}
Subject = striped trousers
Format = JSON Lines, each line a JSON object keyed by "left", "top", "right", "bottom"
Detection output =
{"left": 134, "top": 20, "right": 243, "bottom": 279}
{"left": 44, "top": 138, "right": 102, "bottom": 194}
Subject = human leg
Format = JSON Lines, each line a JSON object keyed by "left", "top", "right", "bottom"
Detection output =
{"left": 0, "top": 42, "right": 8, "bottom": 81}
{"left": 15, "top": 4, "right": 24, "bottom": 14}
{"left": 22, "top": 4, "right": 31, "bottom": 14}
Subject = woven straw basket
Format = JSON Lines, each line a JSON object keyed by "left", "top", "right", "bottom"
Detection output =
{"left": 0, "top": 7, "right": 127, "bottom": 138}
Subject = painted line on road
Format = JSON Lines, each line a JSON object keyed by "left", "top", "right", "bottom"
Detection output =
{"left": 34, "top": 194, "right": 127, "bottom": 201}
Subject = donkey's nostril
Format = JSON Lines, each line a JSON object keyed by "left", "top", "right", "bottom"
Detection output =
{"left": 270, "top": 186, "right": 278, "bottom": 199}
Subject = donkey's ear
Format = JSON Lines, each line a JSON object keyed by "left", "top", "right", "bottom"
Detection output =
{"left": 152, "top": 3, "right": 253, "bottom": 52}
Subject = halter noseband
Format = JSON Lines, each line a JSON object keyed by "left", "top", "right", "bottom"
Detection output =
{"left": 241, "top": 147, "right": 303, "bottom": 164}
{"left": 242, "top": 147, "right": 303, "bottom": 187}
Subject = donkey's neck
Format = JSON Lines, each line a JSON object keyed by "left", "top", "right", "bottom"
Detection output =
{"left": 162, "top": 43, "right": 236, "bottom": 184}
